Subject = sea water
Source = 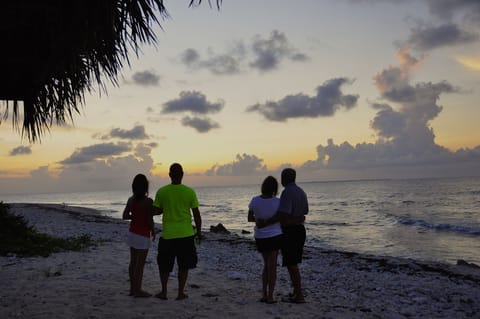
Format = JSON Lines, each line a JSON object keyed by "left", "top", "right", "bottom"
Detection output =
{"left": 2, "top": 177, "right": 479, "bottom": 265}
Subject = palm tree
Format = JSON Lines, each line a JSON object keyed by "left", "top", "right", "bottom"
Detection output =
{"left": 0, "top": 0, "right": 221, "bottom": 142}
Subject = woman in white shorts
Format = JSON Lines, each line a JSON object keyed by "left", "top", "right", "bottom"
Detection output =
{"left": 123, "top": 174, "right": 154, "bottom": 297}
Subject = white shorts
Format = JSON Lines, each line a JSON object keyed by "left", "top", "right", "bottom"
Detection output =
{"left": 127, "top": 231, "right": 151, "bottom": 250}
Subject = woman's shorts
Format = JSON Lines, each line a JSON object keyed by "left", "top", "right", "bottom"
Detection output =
{"left": 255, "top": 234, "right": 283, "bottom": 253}
{"left": 127, "top": 231, "right": 151, "bottom": 250}
{"left": 157, "top": 236, "right": 197, "bottom": 273}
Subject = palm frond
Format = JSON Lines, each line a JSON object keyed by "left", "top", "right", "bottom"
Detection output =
{"left": 0, "top": 0, "right": 169, "bottom": 142}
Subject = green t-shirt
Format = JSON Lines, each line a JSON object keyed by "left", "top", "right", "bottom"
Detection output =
{"left": 153, "top": 184, "right": 199, "bottom": 239}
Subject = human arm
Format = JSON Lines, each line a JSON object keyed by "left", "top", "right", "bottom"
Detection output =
{"left": 247, "top": 209, "right": 255, "bottom": 222}
{"left": 152, "top": 206, "right": 163, "bottom": 216}
{"left": 147, "top": 198, "right": 156, "bottom": 240}
{"left": 122, "top": 198, "right": 132, "bottom": 220}
{"left": 192, "top": 207, "right": 202, "bottom": 240}
{"left": 256, "top": 212, "right": 283, "bottom": 228}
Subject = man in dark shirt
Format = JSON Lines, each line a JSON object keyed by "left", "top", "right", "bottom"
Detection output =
{"left": 277, "top": 168, "right": 308, "bottom": 303}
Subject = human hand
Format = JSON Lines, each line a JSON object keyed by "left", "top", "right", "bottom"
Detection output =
{"left": 256, "top": 219, "right": 267, "bottom": 228}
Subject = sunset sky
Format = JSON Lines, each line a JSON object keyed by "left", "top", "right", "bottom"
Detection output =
{"left": 1, "top": 0, "right": 480, "bottom": 194}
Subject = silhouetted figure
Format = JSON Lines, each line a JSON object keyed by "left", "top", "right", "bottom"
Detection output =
{"left": 122, "top": 173, "right": 154, "bottom": 298}
{"left": 278, "top": 168, "right": 308, "bottom": 303}
{"left": 248, "top": 176, "right": 283, "bottom": 304}
{"left": 153, "top": 163, "right": 202, "bottom": 300}
{"left": 256, "top": 168, "right": 308, "bottom": 303}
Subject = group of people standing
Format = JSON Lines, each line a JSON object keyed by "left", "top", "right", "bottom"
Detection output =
{"left": 122, "top": 163, "right": 201, "bottom": 300}
{"left": 122, "top": 163, "right": 308, "bottom": 305}
{"left": 248, "top": 168, "right": 309, "bottom": 304}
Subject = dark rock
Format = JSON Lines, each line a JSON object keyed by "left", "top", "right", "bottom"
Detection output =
{"left": 210, "top": 223, "right": 230, "bottom": 234}
{"left": 457, "top": 259, "right": 480, "bottom": 269}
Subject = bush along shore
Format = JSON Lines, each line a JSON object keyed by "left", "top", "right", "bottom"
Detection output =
{"left": 0, "top": 202, "right": 97, "bottom": 257}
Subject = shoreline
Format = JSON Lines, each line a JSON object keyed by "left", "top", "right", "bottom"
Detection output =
{"left": 1, "top": 203, "right": 480, "bottom": 318}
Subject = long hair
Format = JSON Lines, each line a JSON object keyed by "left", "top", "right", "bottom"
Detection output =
{"left": 261, "top": 176, "right": 278, "bottom": 197}
{"left": 131, "top": 174, "right": 149, "bottom": 200}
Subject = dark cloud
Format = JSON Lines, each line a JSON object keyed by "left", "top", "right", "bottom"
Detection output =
{"left": 178, "top": 30, "right": 308, "bottom": 74}
{"left": 109, "top": 125, "right": 149, "bottom": 140}
{"left": 205, "top": 153, "right": 267, "bottom": 176}
{"left": 180, "top": 46, "right": 244, "bottom": 75}
{"left": 407, "top": 24, "right": 478, "bottom": 51}
{"left": 131, "top": 70, "right": 160, "bottom": 86}
{"left": 162, "top": 91, "right": 224, "bottom": 114}
{"left": 246, "top": 78, "right": 359, "bottom": 122}
{"left": 425, "top": 0, "right": 480, "bottom": 21}
{"left": 202, "top": 54, "right": 242, "bottom": 75}
{"left": 60, "top": 142, "right": 131, "bottom": 165}
{"left": 181, "top": 48, "right": 201, "bottom": 67}
{"left": 349, "top": 0, "right": 480, "bottom": 50}
{"left": 9, "top": 146, "right": 32, "bottom": 156}
{"left": 181, "top": 116, "right": 220, "bottom": 133}
{"left": 250, "top": 30, "right": 309, "bottom": 72}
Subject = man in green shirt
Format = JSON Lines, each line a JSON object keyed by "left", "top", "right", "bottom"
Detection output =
{"left": 153, "top": 163, "right": 202, "bottom": 300}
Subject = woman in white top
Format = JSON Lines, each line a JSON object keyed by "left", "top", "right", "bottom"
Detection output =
{"left": 248, "top": 176, "right": 283, "bottom": 304}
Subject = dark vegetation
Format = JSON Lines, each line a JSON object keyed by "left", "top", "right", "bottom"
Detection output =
{"left": 0, "top": 202, "right": 96, "bottom": 257}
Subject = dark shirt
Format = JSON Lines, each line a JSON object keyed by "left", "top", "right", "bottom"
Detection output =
{"left": 278, "top": 183, "right": 309, "bottom": 218}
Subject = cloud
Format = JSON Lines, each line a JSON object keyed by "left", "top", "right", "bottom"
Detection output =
{"left": 54, "top": 142, "right": 158, "bottom": 192}
{"left": 60, "top": 142, "right": 131, "bottom": 165}
{"left": 0, "top": 142, "right": 162, "bottom": 194}
{"left": 407, "top": 24, "right": 478, "bottom": 51}
{"left": 425, "top": 0, "right": 480, "bottom": 22}
{"left": 249, "top": 30, "right": 309, "bottom": 72}
{"left": 9, "top": 146, "right": 32, "bottom": 156}
{"left": 205, "top": 153, "right": 267, "bottom": 176}
{"left": 130, "top": 70, "right": 160, "bottom": 86}
{"left": 178, "top": 30, "right": 308, "bottom": 74}
{"left": 180, "top": 47, "right": 244, "bottom": 75}
{"left": 350, "top": 1, "right": 480, "bottom": 51}
{"left": 181, "top": 116, "right": 220, "bottom": 133}
{"left": 108, "top": 125, "right": 149, "bottom": 140}
{"left": 181, "top": 48, "right": 201, "bottom": 67}
{"left": 180, "top": 43, "right": 245, "bottom": 75}
{"left": 162, "top": 91, "right": 224, "bottom": 114}
{"left": 246, "top": 78, "right": 359, "bottom": 121}
{"left": 297, "top": 48, "right": 479, "bottom": 176}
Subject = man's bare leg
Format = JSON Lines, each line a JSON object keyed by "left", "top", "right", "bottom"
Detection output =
{"left": 155, "top": 272, "right": 169, "bottom": 300}
{"left": 287, "top": 264, "right": 305, "bottom": 303}
{"left": 176, "top": 270, "right": 189, "bottom": 300}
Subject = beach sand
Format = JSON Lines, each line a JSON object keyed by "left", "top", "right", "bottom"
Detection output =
{"left": 1, "top": 203, "right": 479, "bottom": 319}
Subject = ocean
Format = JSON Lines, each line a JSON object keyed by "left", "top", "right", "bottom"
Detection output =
{"left": 2, "top": 177, "right": 479, "bottom": 265}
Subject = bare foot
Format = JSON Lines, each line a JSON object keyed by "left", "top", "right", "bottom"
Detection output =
{"left": 265, "top": 298, "right": 277, "bottom": 304}
{"left": 176, "top": 293, "right": 188, "bottom": 300}
{"left": 154, "top": 292, "right": 168, "bottom": 300}
{"left": 134, "top": 290, "right": 152, "bottom": 298}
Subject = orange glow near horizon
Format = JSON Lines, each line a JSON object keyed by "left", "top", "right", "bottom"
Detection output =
{"left": 456, "top": 56, "right": 480, "bottom": 71}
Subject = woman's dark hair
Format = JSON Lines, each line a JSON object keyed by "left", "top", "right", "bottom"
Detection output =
{"left": 132, "top": 174, "right": 149, "bottom": 200}
{"left": 261, "top": 176, "right": 278, "bottom": 197}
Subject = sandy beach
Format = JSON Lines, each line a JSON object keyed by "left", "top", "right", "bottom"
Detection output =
{"left": 1, "top": 203, "right": 479, "bottom": 319}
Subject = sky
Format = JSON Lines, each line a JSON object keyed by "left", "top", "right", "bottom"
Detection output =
{"left": 1, "top": 0, "right": 480, "bottom": 194}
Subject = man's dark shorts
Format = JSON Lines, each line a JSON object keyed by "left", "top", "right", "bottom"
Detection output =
{"left": 281, "top": 224, "right": 306, "bottom": 267}
{"left": 157, "top": 235, "right": 197, "bottom": 273}
{"left": 255, "top": 234, "right": 283, "bottom": 253}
